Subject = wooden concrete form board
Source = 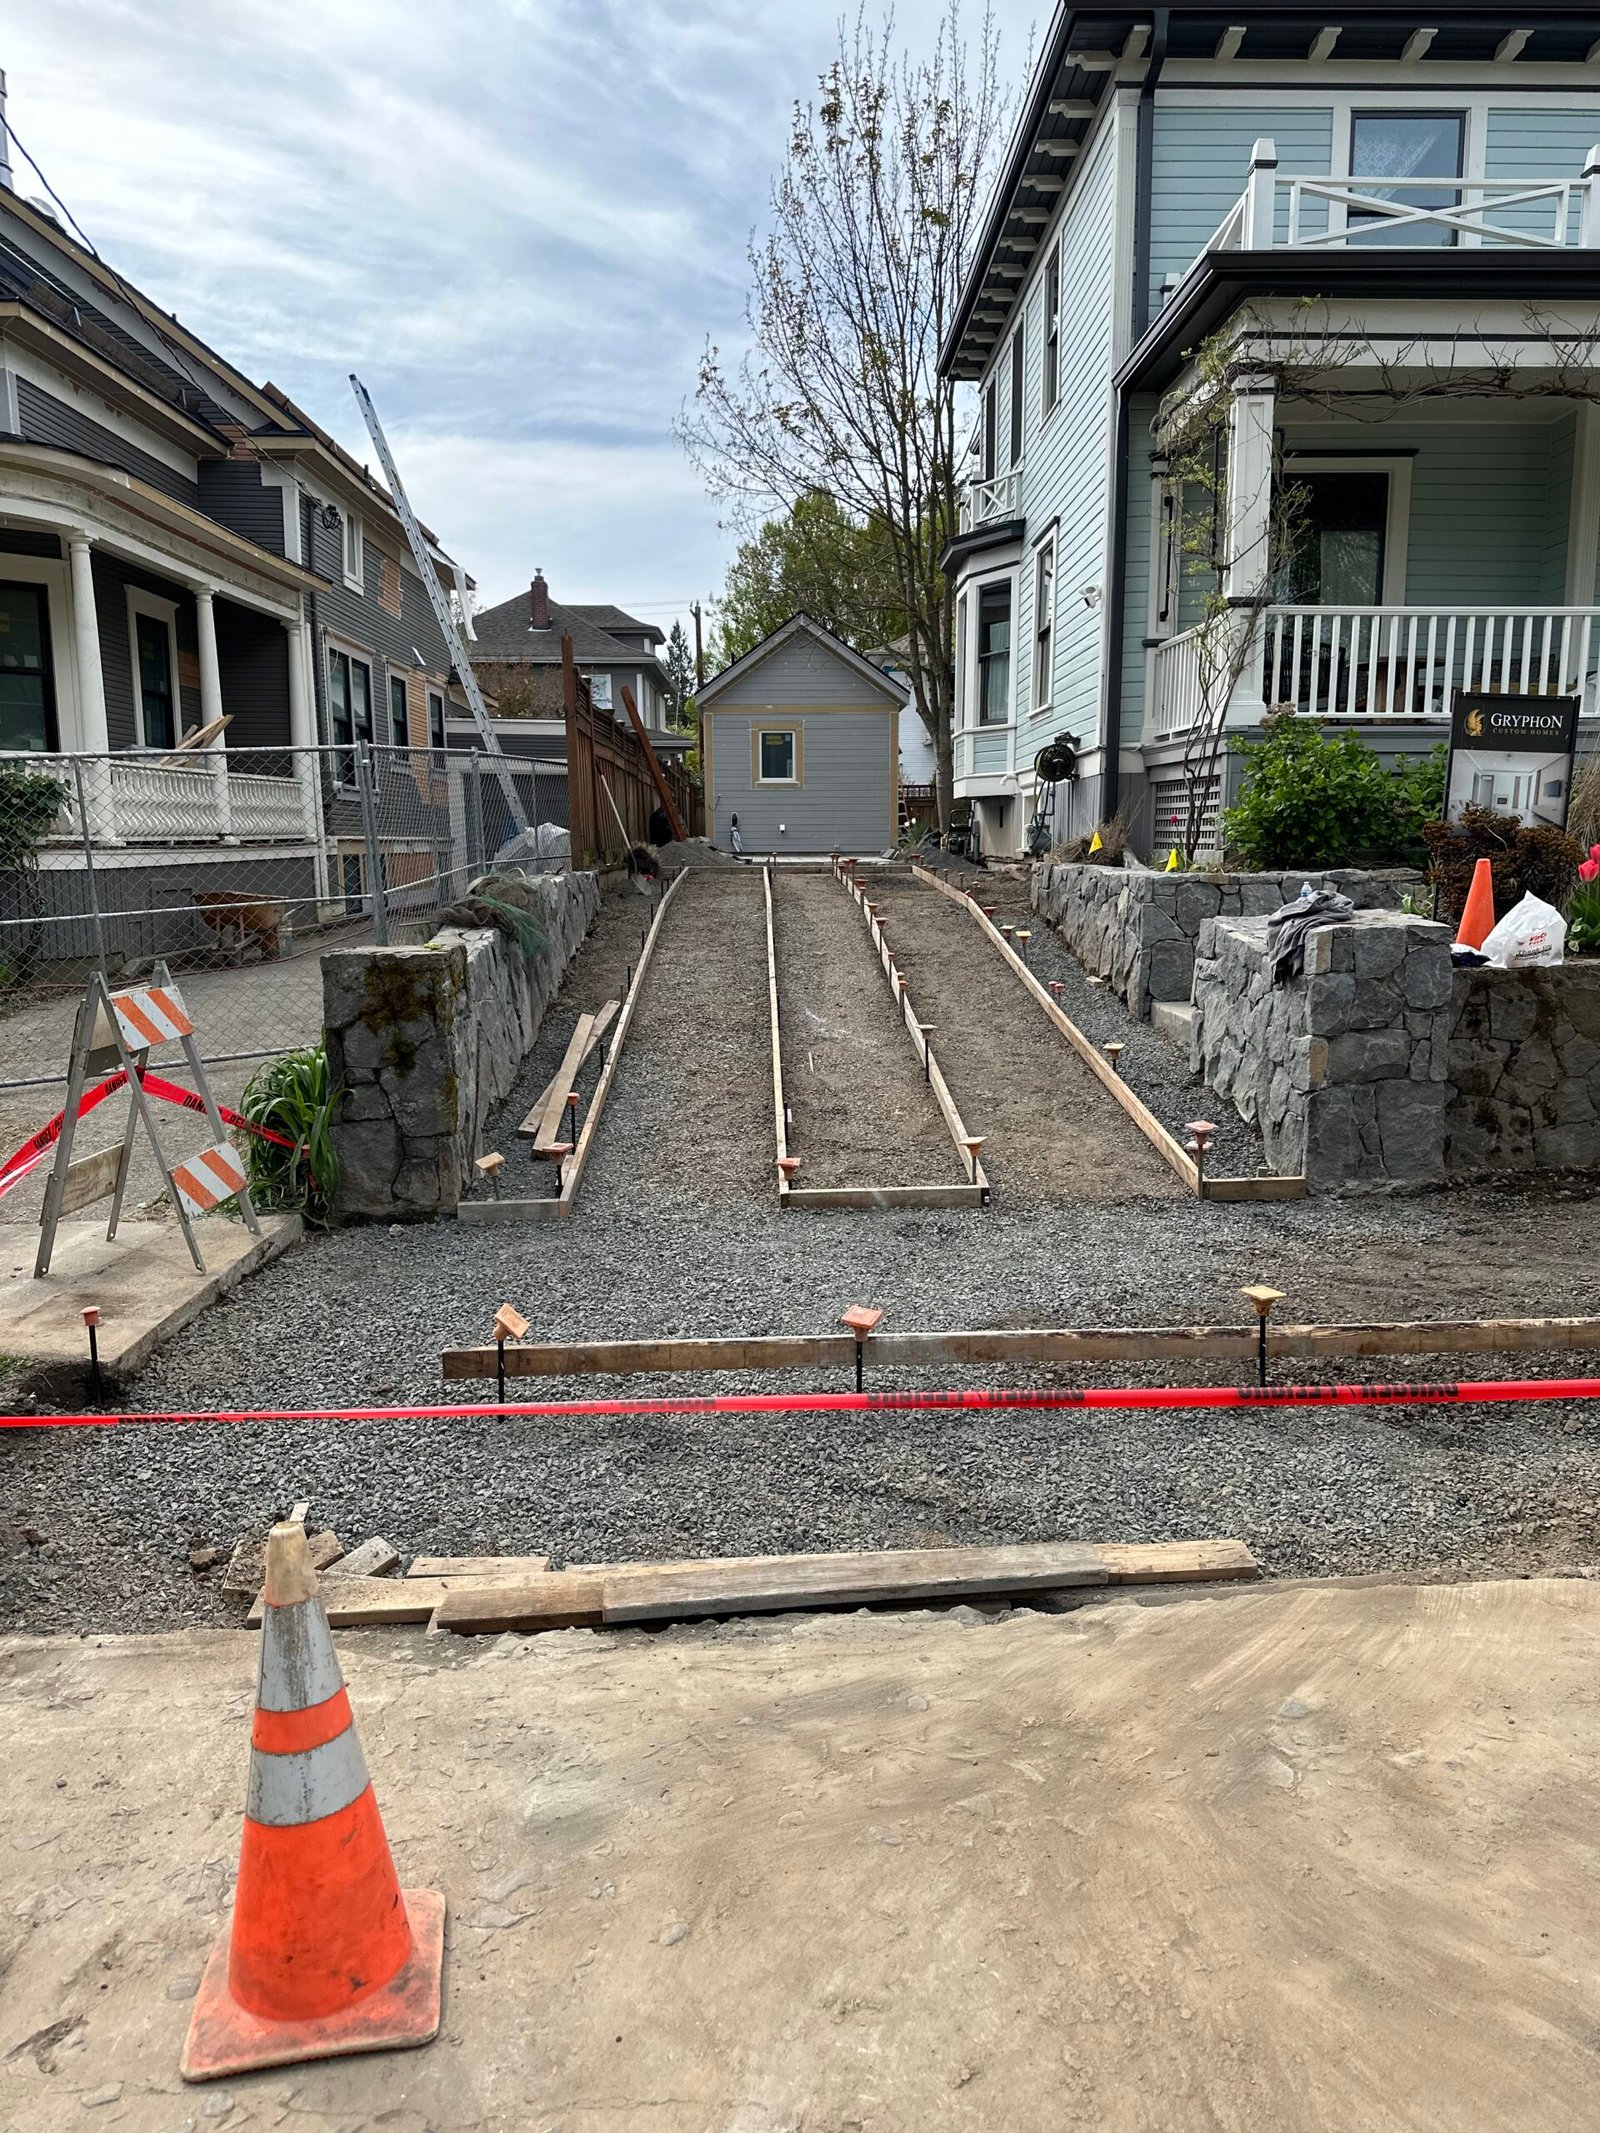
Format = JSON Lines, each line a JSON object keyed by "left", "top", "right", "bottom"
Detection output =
{"left": 833, "top": 862, "right": 989, "bottom": 1200}
{"left": 766, "top": 863, "right": 984, "bottom": 1210}
{"left": 439, "top": 1313, "right": 1600, "bottom": 1383}
{"left": 429, "top": 1536, "right": 1261, "bottom": 1635}
{"left": 909, "top": 865, "right": 1306, "bottom": 1203}
{"left": 461, "top": 871, "right": 687, "bottom": 1227}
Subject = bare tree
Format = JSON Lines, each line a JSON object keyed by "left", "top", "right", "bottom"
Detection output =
{"left": 677, "top": 5, "right": 1013, "bottom": 828}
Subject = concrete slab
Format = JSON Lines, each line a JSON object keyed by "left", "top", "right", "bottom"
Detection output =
{"left": 0, "top": 1212, "right": 301, "bottom": 1379}
{"left": 1151, "top": 997, "right": 1196, "bottom": 1046}
{"left": 1, "top": 1576, "right": 1596, "bottom": 2130}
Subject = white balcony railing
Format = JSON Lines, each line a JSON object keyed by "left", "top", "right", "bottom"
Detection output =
{"left": 13, "top": 751, "right": 315, "bottom": 848}
{"left": 1191, "top": 138, "right": 1600, "bottom": 270}
{"left": 959, "top": 467, "right": 1022, "bottom": 533}
{"left": 1151, "top": 605, "right": 1600, "bottom": 738}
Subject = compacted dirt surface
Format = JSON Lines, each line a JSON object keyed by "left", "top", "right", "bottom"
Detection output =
{"left": 868, "top": 872, "right": 1184, "bottom": 1207}
{"left": 773, "top": 870, "right": 961, "bottom": 1191}
{"left": 4, "top": 1576, "right": 1598, "bottom": 2132}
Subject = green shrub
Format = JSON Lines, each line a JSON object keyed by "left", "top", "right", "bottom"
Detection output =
{"left": 241, "top": 1043, "right": 340, "bottom": 1225}
{"left": 1222, "top": 714, "right": 1445, "bottom": 871}
{"left": 1566, "top": 882, "right": 1600, "bottom": 955}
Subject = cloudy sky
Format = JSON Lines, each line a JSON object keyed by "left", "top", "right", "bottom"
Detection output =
{"left": 6, "top": 0, "right": 1039, "bottom": 643}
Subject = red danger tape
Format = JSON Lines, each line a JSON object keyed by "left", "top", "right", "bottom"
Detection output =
{"left": 5, "top": 1377, "right": 1600, "bottom": 1430}
{"left": 0, "top": 1070, "right": 304, "bottom": 1207}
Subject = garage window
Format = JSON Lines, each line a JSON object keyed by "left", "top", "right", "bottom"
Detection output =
{"left": 756, "top": 728, "right": 799, "bottom": 784}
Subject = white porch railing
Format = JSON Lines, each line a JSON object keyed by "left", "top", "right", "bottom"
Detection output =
{"left": 1151, "top": 605, "right": 1600, "bottom": 737}
{"left": 959, "top": 468, "right": 1023, "bottom": 533}
{"left": 14, "top": 751, "right": 314, "bottom": 847}
{"left": 1187, "top": 139, "right": 1600, "bottom": 272}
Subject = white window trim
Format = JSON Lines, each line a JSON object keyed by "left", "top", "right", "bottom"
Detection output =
{"left": 589, "top": 670, "right": 614, "bottom": 710}
{"left": 1041, "top": 241, "right": 1063, "bottom": 424}
{"left": 387, "top": 667, "right": 411, "bottom": 748}
{"left": 341, "top": 509, "right": 364, "bottom": 594}
{"left": 969, "top": 567, "right": 1019, "bottom": 731}
{"left": 1282, "top": 455, "right": 1413, "bottom": 604}
{"left": 755, "top": 727, "right": 800, "bottom": 786}
{"left": 125, "top": 587, "right": 181, "bottom": 750}
{"left": 1032, "top": 534, "right": 1057, "bottom": 714}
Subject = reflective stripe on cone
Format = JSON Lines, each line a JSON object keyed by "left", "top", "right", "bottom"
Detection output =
{"left": 181, "top": 1522, "right": 445, "bottom": 2082}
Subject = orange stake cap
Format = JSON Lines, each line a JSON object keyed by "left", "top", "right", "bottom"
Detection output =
{"left": 181, "top": 1522, "right": 445, "bottom": 2082}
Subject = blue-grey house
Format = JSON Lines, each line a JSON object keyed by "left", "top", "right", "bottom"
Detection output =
{"left": 940, "top": 1, "right": 1600, "bottom": 857}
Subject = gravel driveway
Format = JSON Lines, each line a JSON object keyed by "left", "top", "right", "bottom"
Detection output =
{"left": 6, "top": 868, "right": 1600, "bottom": 1634}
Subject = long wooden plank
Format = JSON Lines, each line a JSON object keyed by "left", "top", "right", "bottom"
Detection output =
{"left": 248, "top": 1574, "right": 458, "bottom": 1627}
{"left": 787, "top": 1182, "right": 985, "bottom": 1210}
{"left": 602, "top": 1541, "right": 1107, "bottom": 1622}
{"left": 531, "top": 1012, "right": 598, "bottom": 1152}
{"left": 556, "top": 866, "right": 687, "bottom": 1214}
{"left": 619, "top": 684, "right": 686, "bottom": 843}
{"left": 764, "top": 863, "right": 790, "bottom": 1204}
{"left": 440, "top": 1313, "right": 1600, "bottom": 1384}
{"left": 1203, "top": 1176, "right": 1310, "bottom": 1202}
{"left": 835, "top": 863, "right": 990, "bottom": 1197}
{"left": 517, "top": 1002, "right": 617, "bottom": 1140}
{"left": 1097, "top": 1539, "right": 1258, "bottom": 1583}
{"left": 406, "top": 1554, "right": 551, "bottom": 1579}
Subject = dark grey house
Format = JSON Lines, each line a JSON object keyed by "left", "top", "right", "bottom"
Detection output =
{"left": 0, "top": 137, "right": 481, "bottom": 930}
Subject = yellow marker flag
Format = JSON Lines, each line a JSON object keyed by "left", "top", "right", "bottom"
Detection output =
{"left": 1165, "top": 847, "right": 1181, "bottom": 872}
{"left": 1088, "top": 828, "right": 1103, "bottom": 854}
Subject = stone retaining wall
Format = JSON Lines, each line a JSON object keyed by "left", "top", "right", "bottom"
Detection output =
{"left": 322, "top": 871, "right": 599, "bottom": 1220}
{"left": 1031, "top": 863, "right": 1418, "bottom": 1020}
{"left": 1192, "top": 909, "right": 1600, "bottom": 1189}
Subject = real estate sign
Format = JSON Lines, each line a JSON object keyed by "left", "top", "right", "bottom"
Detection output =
{"left": 1444, "top": 690, "right": 1580, "bottom": 830}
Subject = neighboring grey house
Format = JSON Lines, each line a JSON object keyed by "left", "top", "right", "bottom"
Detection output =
{"left": 939, "top": 0, "right": 1600, "bottom": 859}
{"left": 699, "top": 615, "right": 908, "bottom": 854}
{"left": 466, "top": 571, "right": 672, "bottom": 749}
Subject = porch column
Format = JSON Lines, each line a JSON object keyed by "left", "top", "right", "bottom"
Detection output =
{"left": 1223, "top": 373, "right": 1276, "bottom": 600}
{"left": 194, "top": 588, "right": 234, "bottom": 840}
{"left": 66, "top": 536, "right": 118, "bottom": 845}
{"left": 287, "top": 616, "right": 329, "bottom": 902}
{"left": 1565, "top": 402, "right": 1600, "bottom": 607}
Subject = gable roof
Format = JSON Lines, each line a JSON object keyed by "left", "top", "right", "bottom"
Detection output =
{"left": 698, "top": 613, "right": 910, "bottom": 708}
{"left": 468, "top": 588, "right": 664, "bottom": 667}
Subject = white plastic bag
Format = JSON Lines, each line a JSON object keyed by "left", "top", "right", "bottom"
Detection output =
{"left": 1481, "top": 891, "right": 1566, "bottom": 969}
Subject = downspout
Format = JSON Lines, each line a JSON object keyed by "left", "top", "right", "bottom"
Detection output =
{"left": 1100, "top": 7, "right": 1167, "bottom": 823}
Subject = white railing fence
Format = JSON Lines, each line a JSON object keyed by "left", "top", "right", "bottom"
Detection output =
{"left": 959, "top": 468, "right": 1023, "bottom": 533}
{"left": 1151, "top": 605, "right": 1600, "bottom": 736}
{"left": 1201, "top": 138, "right": 1600, "bottom": 262}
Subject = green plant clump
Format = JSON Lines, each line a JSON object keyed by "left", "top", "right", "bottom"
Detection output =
{"left": 241, "top": 1043, "right": 340, "bottom": 1224}
{"left": 1222, "top": 713, "right": 1445, "bottom": 871}
{"left": 1566, "top": 881, "right": 1600, "bottom": 955}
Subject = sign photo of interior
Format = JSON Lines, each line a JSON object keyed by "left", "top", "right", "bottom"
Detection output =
{"left": 1445, "top": 691, "right": 1581, "bottom": 829}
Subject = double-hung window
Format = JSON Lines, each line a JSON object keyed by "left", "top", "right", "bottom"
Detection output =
{"left": 428, "top": 688, "right": 446, "bottom": 757}
{"left": 1033, "top": 539, "right": 1055, "bottom": 712}
{"left": 1009, "top": 327, "right": 1025, "bottom": 467}
{"left": 341, "top": 510, "right": 364, "bottom": 592}
{"left": 328, "top": 647, "right": 373, "bottom": 780}
{"left": 129, "top": 595, "right": 179, "bottom": 751}
{"left": 389, "top": 673, "right": 409, "bottom": 749}
{"left": 1348, "top": 111, "right": 1464, "bottom": 246}
{"left": 977, "top": 582, "right": 1012, "bottom": 726}
{"left": 981, "top": 378, "right": 998, "bottom": 481}
{"left": 1042, "top": 245, "right": 1062, "bottom": 417}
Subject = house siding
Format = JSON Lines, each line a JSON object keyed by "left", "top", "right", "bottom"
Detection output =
{"left": 16, "top": 378, "right": 200, "bottom": 506}
{"left": 1147, "top": 103, "right": 1334, "bottom": 307}
{"left": 199, "top": 461, "right": 287, "bottom": 555}
{"left": 708, "top": 707, "right": 894, "bottom": 853}
{"left": 710, "top": 633, "right": 891, "bottom": 707}
{"left": 1120, "top": 392, "right": 1161, "bottom": 741}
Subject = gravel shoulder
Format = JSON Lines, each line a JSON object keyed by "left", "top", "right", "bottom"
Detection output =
{"left": 774, "top": 871, "right": 961, "bottom": 1191}
{"left": 7, "top": 868, "right": 1600, "bottom": 1636}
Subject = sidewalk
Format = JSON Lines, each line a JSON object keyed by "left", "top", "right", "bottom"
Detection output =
{"left": 2, "top": 1576, "right": 1594, "bottom": 2131}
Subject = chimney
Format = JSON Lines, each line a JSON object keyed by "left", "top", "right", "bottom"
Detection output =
{"left": 0, "top": 73, "right": 15, "bottom": 194}
{"left": 529, "top": 569, "right": 549, "bottom": 630}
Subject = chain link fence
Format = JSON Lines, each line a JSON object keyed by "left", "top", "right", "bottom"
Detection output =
{"left": 0, "top": 743, "right": 571, "bottom": 1089}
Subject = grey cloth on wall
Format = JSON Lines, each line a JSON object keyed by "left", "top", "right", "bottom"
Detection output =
{"left": 1266, "top": 888, "right": 1355, "bottom": 983}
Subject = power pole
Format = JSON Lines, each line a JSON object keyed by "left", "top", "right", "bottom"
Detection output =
{"left": 691, "top": 601, "right": 705, "bottom": 689}
{"left": 691, "top": 601, "right": 706, "bottom": 834}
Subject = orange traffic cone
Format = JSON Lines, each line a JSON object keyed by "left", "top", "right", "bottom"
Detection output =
{"left": 181, "top": 1523, "right": 445, "bottom": 2082}
{"left": 1456, "top": 857, "right": 1497, "bottom": 951}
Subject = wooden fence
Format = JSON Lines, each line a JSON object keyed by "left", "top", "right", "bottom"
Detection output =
{"left": 563, "top": 637, "right": 702, "bottom": 864}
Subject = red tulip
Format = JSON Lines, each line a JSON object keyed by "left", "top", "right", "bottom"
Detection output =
{"left": 1581, "top": 857, "right": 1600, "bottom": 882}
{"left": 1591, "top": 844, "right": 1600, "bottom": 861}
